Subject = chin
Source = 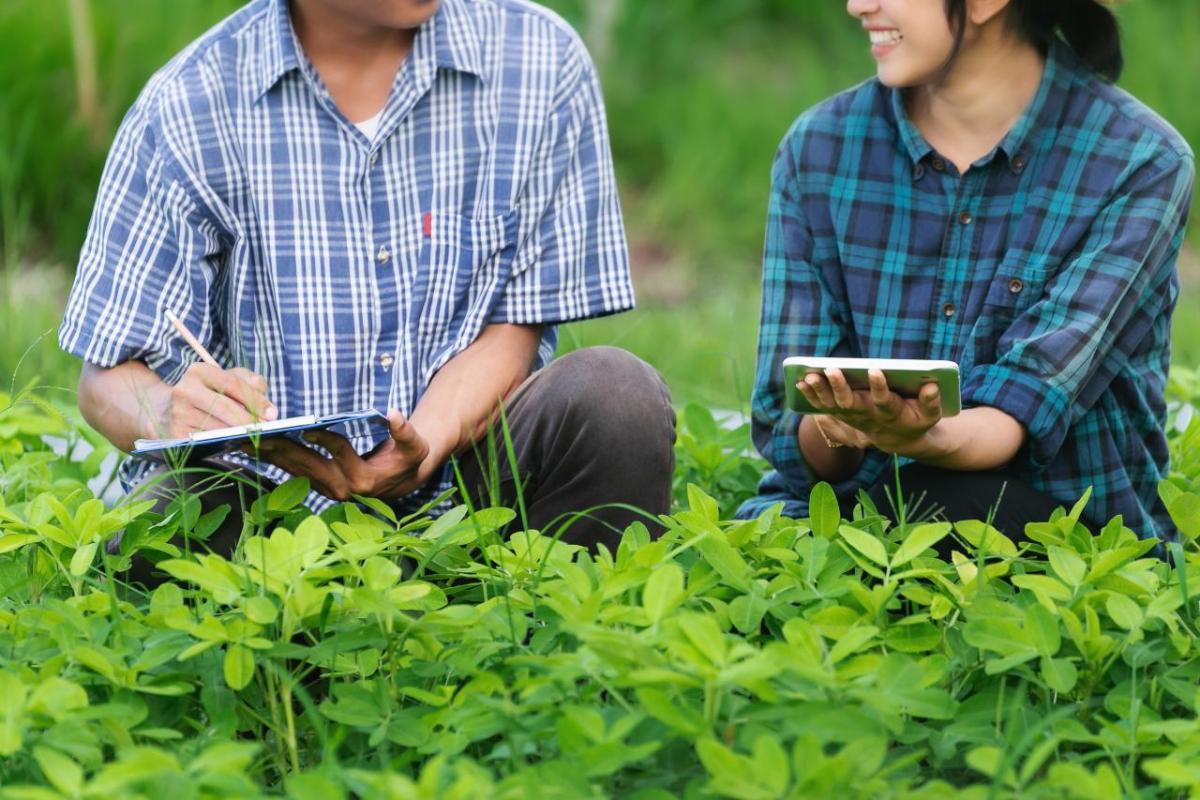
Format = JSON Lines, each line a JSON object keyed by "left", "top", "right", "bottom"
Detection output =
{"left": 876, "top": 63, "right": 937, "bottom": 90}
{"left": 375, "top": 0, "right": 441, "bottom": 28}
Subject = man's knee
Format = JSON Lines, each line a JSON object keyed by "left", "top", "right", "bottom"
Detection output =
{"left": 538, "top": 347, "right": 676, "bottom": 444}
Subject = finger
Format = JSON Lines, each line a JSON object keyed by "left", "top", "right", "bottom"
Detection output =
{"left": 387, "top": 411, "right": 431, "bottom": 460}
{"left": 258, "top": 440, "right": 350, "bottom": 500}
{"left": 173, "top": 383, "right": 258, "bottom": 429}
{"left": 796, "top": 378, "right": 820, "bottom": 408}
{"left": 825, "top": 416, "right": 872, "bottom": 449}
{"left": 824, "top": 368, "right": 858, "bottom": 410}
{"left": 867, "top": 370, "right": 891, "bottom": 408}
{"left": 192, "top": 364, "right": 276, "bottom": 421}
{"left": 804, "top": 373, "right": 836, "bottom": 408}
{"left": 304, "top": 429, "right": 364, "bottom": 468}
{"left": 919, "top": 382, "right": 943, "bottom": 420}
{"left": 227, "top": 367, "right": 277, "bottom": 420}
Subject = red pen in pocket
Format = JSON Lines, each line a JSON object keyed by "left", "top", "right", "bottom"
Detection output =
{"left": 423, "top": 211, "right": 432, "bottom": 238}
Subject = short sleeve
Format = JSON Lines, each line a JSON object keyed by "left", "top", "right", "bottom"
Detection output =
{"left": 961, "top": 151, "right": 1195, "bottom": 468}
{"left": 58, "top": 102, "right": 227, "bottom": 385}
{"left": 489, "top": 43, "right": 632, "bottom": 326}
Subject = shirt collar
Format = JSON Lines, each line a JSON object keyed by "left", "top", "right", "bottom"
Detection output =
{"left": 252, "top": 0, "right": 484, "bottom": 103}
{"left": 886, "top": 38, "right": 1075, "bottom": 171}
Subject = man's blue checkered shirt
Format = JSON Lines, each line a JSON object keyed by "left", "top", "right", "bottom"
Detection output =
{"left": 738, "top": 42, "right": 1195, "bottom": 541}
{"left": 59, "top": 0, "right": 633, "bottom": 512}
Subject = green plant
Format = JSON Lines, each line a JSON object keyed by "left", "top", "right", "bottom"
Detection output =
{"left": 2, "top": 388, "right": 1200, "bottom": 797}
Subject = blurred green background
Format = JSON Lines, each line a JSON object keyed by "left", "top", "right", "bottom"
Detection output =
{"left": 1, "top": 0, "right": 1198, "bottom": 412}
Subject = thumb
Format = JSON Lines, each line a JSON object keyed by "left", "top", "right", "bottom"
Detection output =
{"left": 919, "top": 382, "right": 942, "bottom": 418}
{"left": 387, "top": 410, "right": 429, "bottom": 454}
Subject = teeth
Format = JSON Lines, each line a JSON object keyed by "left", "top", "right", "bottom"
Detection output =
{"left": 869, "top": 30, "right": 902, "bottom": 46}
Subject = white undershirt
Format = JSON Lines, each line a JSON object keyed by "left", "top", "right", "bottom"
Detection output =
{"left": 355, "top": 109, "right": 384, "bottom": 141}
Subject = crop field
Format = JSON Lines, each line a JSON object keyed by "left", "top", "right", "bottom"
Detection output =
{"left": 0, "top": 378, "right": 1199, "bottom": 797}
{"left": 3, "top": 0, "right": 1200, "bottom": 796}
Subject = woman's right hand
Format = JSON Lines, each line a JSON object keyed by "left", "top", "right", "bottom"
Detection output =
{"left": 149, "top": 363, "right": 276, "bottom": 439}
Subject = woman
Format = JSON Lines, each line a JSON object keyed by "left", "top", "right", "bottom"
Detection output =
{"left": 738, "top": 0, "right": 1195, "bottom": 547}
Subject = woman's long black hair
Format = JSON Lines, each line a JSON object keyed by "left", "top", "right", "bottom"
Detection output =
{"left": 944, "top": 0, "right": 1123, "bottom": 81}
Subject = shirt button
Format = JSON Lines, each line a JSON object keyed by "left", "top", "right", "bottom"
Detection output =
{"left": 942, "top": 302, "right": 957, "bottom": 318}
{"left": 1008, "top": 278, "right": 1025, "bottom": 294}
{"left": 1011, "top": 154, "right": 1026, "bottom": 172}
{"left": 958, "top": 210, "right": 974, "bottom": 225}
{"left": 377, "top": 245, "right": 390, "bottom": 264}
{"left": 369, "top": 152, "right": 379, "bottom": 167}
{"left": 379, "top": 353, "right": 394, "bottom": 369}
{"left": 931, "top": 157, "right": 946, "bottom": 172}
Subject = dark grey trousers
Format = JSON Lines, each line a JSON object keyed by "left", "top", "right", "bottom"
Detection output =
{"left": 121, "top": 347, "right": 676, "bottom": 582}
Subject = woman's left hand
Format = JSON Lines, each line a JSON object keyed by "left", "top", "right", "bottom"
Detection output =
{"left": 796, "top": 368, "right": 942, "bottom": 456}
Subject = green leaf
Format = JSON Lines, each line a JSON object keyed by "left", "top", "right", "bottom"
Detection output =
{"left": 891, "top": 522, "right": 952, "bottom": 567}
{"left": 696, "top": 739, "right": 774, "bottom": 800}
{"left": 643, "top": 564, "right": 685, "bottom": 625}
{"left": 954, "top": 520, "right": 1018, "bottom": 557}
{"left": 1040, "top": 656, "right": 1078, "bottom": 694}
{"left": 293, "top": 514, "right": 330, "bottom": 570}
{"left": 695, "top": 536, "right": 751, "bottom": 591}
{"left": 635, "top": 688, "right": 706, "bottom": 736}
{"left": 809, "top": 482, "right": 840, "bottom": 539}
{"left": 26, "top": 678, "right": 88, "bottom": 721}
{"left": 728, "top": 592, "right": 768, "bottom": 635}
{"left": 33, "top": 746, "right": 83, "bottom": 797}
{"left": 267, "top": 477, "right": 311, "bottom": 513}
{"left": 244, "top": 596, "right": 278, "bottom": 625}
{"left": 838, "top": 525, "right": 888, "bottom": 567}
{"left": 1047, "top": 546, "right": 1086, "bottom": 587}
{"left": 752, "top": 735, "right": 790, "bottom": 795}
{"left": 1167, "top": 492, "right": 1200, "bottom": 542}
{"left": 224, "top": 644, "right": 255, "bottom": 690}
{"left": 0, "top": 533, "right": 38, "bottom": 554}
{"left": 0, "top": 671, "right": 28, "bottom": 755}
{"left": 1105, "top": 593, "right": 1144, "bottom": 630}
{"left": 829, "top": 625, "right": 878, "bottom": 663}
{"left": 68, "top": 540, "right": 98, "bottom": 577}
{"left": 687, "top": 484, "right": 720, "bottom": 522}
{"left": 678, "top": 614, "right": 727, "bottom": 667}
{"left": 1024, "top": 603, "right": 1061, "bottom": 657}
{"left": 683, "top": 403, "right": 720, "bottom": 441}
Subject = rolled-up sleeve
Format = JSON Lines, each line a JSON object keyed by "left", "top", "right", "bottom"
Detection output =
{"left": 962, "top": 151, "right": 1195, "bottom": 468}
{"left": 58, "top": 101, "right": 227, "bottom": 385}
{"left": 490, "top": 41, "right": 632, "bottom": 328}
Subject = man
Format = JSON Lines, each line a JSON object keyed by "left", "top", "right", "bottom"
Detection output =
{"left": 59, "top": 0, "right": 675, "bottom": 567}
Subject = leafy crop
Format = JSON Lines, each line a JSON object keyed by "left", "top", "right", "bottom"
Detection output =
{"left": 1, "top": 385, "right": 1200, "bottom": 798}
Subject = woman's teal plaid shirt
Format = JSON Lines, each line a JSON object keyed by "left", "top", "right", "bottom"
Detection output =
{"left": 739, "top": 42, "right": 1195, "bottom": 541}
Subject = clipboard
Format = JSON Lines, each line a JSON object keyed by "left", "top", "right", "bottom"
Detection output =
{"left": 131, "top": 409, "right": 391, "bottom": 460}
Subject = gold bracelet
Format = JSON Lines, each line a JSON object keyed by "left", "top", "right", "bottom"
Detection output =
{"left": 812, "top": 416, "right": 844, "bottom": 449}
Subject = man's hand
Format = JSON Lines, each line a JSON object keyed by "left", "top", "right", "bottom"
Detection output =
{"left": 796, "top": 368, "right": 942, "bottom": 456}
{"left": 249, "top": 411, "right": 434, "bottom": 502}
{"left": 153, "top": 363, "right": 276, "bottom": 439}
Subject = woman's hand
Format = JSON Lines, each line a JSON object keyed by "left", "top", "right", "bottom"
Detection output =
{"left": 796, "top": 368, "right": 942, "bottom": 456}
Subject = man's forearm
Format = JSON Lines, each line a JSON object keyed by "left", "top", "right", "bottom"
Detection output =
{"left": 78, "top": 361, "right": 171, "bottom": 453}
{"left": 408, "top": 323, "right": 543, "bottom": 472}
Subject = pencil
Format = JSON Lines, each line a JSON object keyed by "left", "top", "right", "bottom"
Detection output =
{"left": 165, "top": 309, "right": 220, "bottom": 368}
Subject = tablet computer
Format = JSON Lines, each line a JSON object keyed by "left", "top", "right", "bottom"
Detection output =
{"left": 783, "top": 357, "right": 961, "bottom": 416}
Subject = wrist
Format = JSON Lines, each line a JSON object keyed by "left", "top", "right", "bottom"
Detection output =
{"left": 904, "top": 420, "right": 955, "bottom": 462}
{"left": 142, "top": 382, "right": 173, "bottom": 440}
